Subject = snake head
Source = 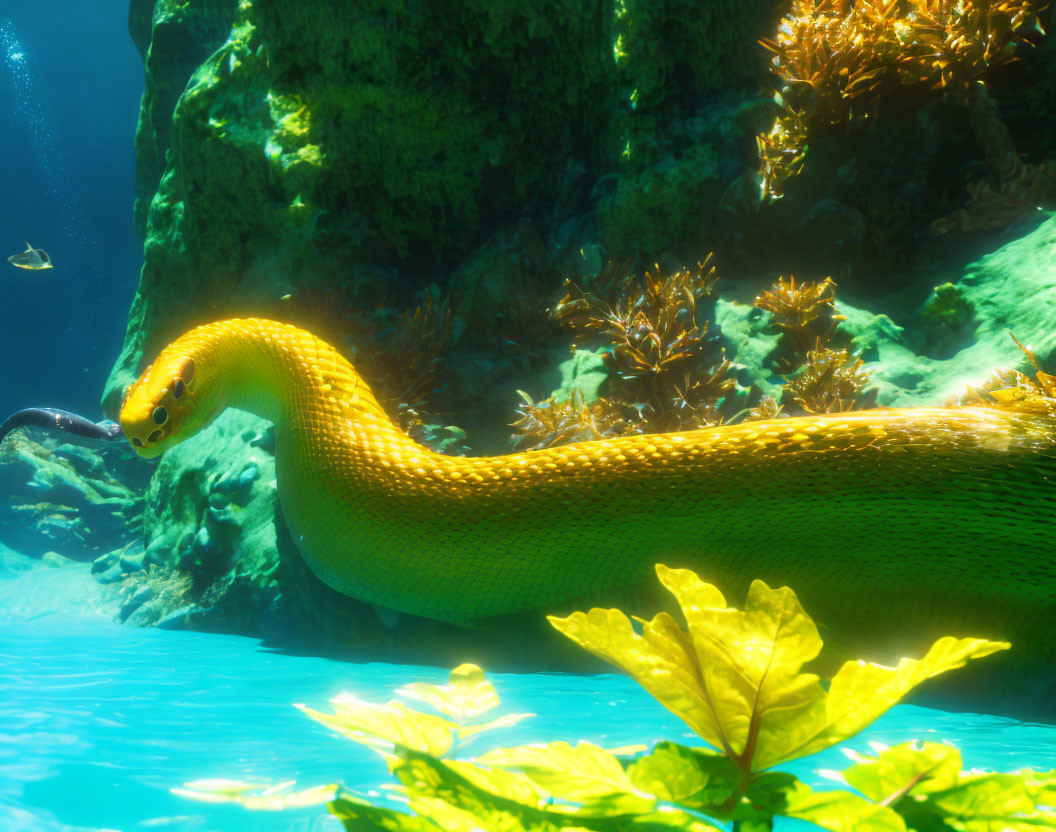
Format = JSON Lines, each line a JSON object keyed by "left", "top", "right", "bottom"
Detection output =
{"left": 119, "top": 353, "right": 203, "bottom": 458}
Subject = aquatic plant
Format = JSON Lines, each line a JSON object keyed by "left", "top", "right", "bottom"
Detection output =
{"left": 510, "top": 388, "right": 635, "bottom": 451}
{"left": 758, "top": 0, "right": 1046, "bottom": 199}
{"left": 752, "top": 275, "right": 877, "bottom": 414}
{"left": 957, "top": 333, "right": 1056, "bottom": 415}
{"left": 786, "top": 345, "right": 875, "bottom": 414}
{"left": 551, "top": 256, "right": 736, "bottom": 434}
{"left": 754, "top": 275, "right": 840, "bottom": 361}
{"left": 176, "top": 565, "right": 1056, "bottom": 831}
{"left": 743, "top": 393, "right": 786, "bottom": 422}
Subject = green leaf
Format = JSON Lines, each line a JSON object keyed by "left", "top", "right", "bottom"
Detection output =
{"left": 397, "top": 663, "right": 501, "bottom": 721}
{"left": 329, "top": 795, "right": 442, "bottom": 831}
{"left": 297, "top": 694, "right": 457, "bottom": 758}
{"left": 775, "top": 779, "right": 907, "bottom": 832}
{"left": 549, "top": 564, "right": 1008, "bottom": 772}
{"left": 838, "top": 742, "right": 1056, "bottom": 831}
{"left": 478, "top": 740, "right": 655, "bottom": 814}
{"left": 171, "top": 778, "right": 338, "bottom": 810}
{"left": 840, "top": 741, "right": 963, "bottom": 802}
{"left": 393, "top": 750, "right": 723, "bottom": 831}
{"left": 626, "top": 742, "right": 722, "bottom": 807}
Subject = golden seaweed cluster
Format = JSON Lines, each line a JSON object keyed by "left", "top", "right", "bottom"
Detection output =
{"left": 514, "top": 257, "right": 736, "bottom": 448}
{"left": 176, "top": 564, "right": 1053, "bottom": 832}
{"left": 509, "top": 389, "right": 634, "bottom": 451}
{"left": 752, "top": 275, "right": 875, "bottom": 416}
{"left": 958, "top": 333, "right": 1056, "bottom": 415}
{"left": 759, "top": 0, "right": 1045, "bottom": 199}
{"left": 754, "top": 275, "right": 840, "bottom": 356}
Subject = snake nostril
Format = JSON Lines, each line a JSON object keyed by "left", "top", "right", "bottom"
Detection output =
{"left": 148, "top": 429, "right": 162, "bottom": 444}
{"left": 131, "top": 437, "right": 143, "bottom": 448}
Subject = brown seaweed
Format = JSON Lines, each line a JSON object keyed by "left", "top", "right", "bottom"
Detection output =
{"left": 551, "top": 256, "right": 736, "bottom": 434}
{"left": 510, "top": 389, "right": 636, "bottom": 450}
{"left": 785, "top": 345, "right": 875, "bottom": 414}
{"left": 759, "top": 0, "right": 1045, "bottom": 198}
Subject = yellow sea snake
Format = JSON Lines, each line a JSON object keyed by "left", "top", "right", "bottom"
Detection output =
{"left": 118, "top": 318, "right": 1056, "bottom": 662}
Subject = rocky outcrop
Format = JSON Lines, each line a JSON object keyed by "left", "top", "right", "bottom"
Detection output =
{"left": 0, "top": 429, "right": 150, "bottom": 561}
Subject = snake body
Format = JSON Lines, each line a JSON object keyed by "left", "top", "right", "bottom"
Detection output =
{"left": 118, "top": 318, "right": 1056, "bottom": 661}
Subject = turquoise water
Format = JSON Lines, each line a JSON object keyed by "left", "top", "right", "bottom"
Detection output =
{"left": 2, "top": 549, "right": 1054, "bottom": 832}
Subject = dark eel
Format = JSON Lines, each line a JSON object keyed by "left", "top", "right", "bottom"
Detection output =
{"left": 0, "top": 408, "right": 124, "bottom": 446}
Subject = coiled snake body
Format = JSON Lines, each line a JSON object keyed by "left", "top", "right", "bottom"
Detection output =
{"left": 118, "top": 319, "right": 1056, "bottom": 660}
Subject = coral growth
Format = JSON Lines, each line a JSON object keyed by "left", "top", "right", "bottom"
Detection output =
{"left": 743, "top": 394, "right": 785, "bottom": 422}
{"left": 753, "top": 275, "right": 877, "bottom": 414}
{"left": 759, "top": 0, "right": 1046, "bottom": 198}
{"left": 754, "top": 275, "right": 840, "bottom": 356}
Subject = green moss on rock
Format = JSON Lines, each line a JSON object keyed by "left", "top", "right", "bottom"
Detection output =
{"left": 837, "top": 216, "right": 1056, "bottom": 404}
{"left": 105, "top": 0, "right": 622, "bottom": 418}
{"left": 599, "top": 144, "right": 718, "bottom": 256}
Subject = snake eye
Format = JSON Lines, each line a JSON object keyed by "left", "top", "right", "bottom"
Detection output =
{"left": 172, "top": 378, "right": 185, "bottom": 400}
{"left": 180, "top": 358, "right": 195, "bottom": 384}
{"left": 152, "top": 406, "right": 168, "bottom": 425}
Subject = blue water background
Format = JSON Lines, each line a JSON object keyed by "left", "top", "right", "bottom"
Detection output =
{"left": 0, "top": 3, "right": 142, "bottom": 418}
{"left": 2, "top": 547, "right": 1054, "bottom": 832}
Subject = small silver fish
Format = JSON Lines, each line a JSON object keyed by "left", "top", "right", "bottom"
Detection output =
{"left": 7, "top": 241, "right": 53, "bottom": 270}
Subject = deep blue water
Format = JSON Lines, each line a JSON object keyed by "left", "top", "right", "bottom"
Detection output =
{"left": 0, "top": 3, "right": 142, "bottom": 418}
{"left": 2, "top": 547, "right": 1054, "bottom": 832}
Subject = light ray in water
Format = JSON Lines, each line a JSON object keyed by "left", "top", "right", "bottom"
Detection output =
{"left": 0, "top": 17, "right": 96, "bottom": 278}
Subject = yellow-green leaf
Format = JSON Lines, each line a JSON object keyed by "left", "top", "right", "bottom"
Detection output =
{"left": 329, "top": 795, "right": 442, "bottom": 831}
{"left": 394, "top": 750, "right": 596, "bottom": 831}
{"left": 838, "top": 742, "right": 1056, "bottom": 832}
{"left": 772, "top": 637, "right": 1008, "bottom": 767}
{"left": 626, "top": 742, "right": 737, "bottom": 810}
{"left": 297, "top": 694, "right": 456, "bottom": 758}
{"left": 1023, "top": 769, "right": 1056, "bottom": 808}
{"left": 550, "top": 564, "right": 1008, "bottom": 772}
{"left": 776, "top": 780, "right": 907, "bottom": 832}
{"left": 840, "top": 741, "right": 963, "bottom": 802}
{"left": 456, "top": 710, "right": 536, "bottom": 744}
{"left": 477, "top": 740, "right": 654, "bottom": 814}
{"left": 397, "top": 663, "right": 501, "bottom": 721}
{"left": 171, "top": 779, "right": 338, "bottom": 810}
{"left": 445, "top": 758, "right": 551, "bottom": 808}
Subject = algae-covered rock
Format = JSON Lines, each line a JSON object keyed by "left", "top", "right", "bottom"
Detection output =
{"left": 129, "top": 409, "right": 283, "bottom": 630}
{"left": 104, "top": 0, "right": 622, "bottom": 417}
{"left": 0, "top": 430, "right": 149, "bottom": 561}
{"left": 837, "top": 216, "right": 1056, "bottom": 405}
{"left": 129, "top": 0, "right": 239, "bottom": 235}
